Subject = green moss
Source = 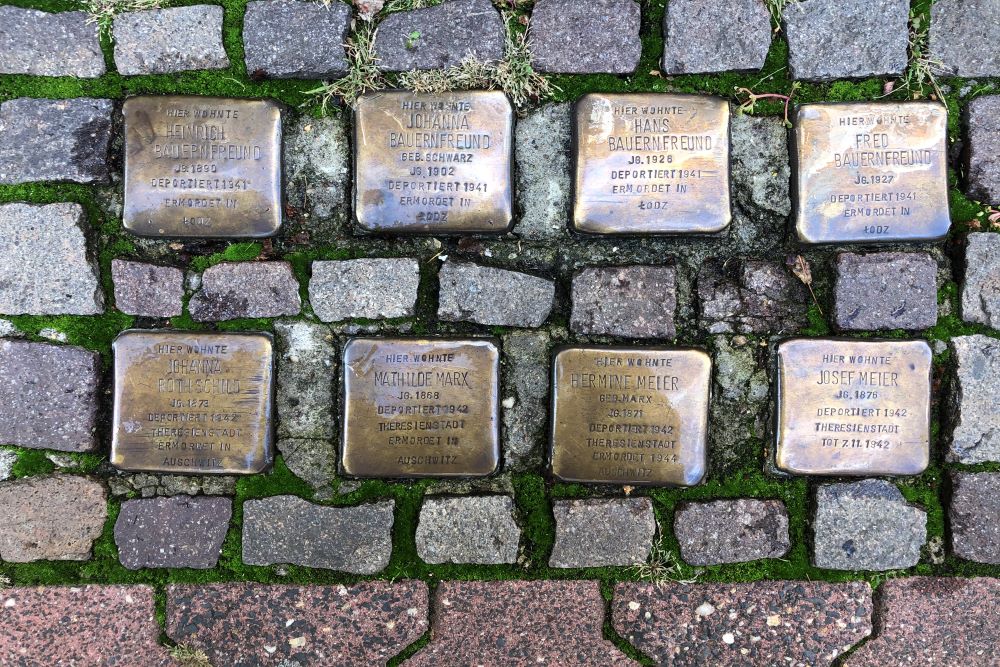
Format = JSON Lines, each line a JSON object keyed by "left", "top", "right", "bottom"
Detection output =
{"left": 10, "top": 448, "right": 56, "bottom": 477}
{"left": 188, "top": 242, "right": 263, "bottom": 272}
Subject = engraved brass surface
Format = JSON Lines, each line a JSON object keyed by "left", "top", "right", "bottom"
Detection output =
{"left": 573, "top": 93, "right": 731, "bottom": 234}
{"left": 123, "top": 95, "right": 283, "bottom": 238}
{"left": 341, "top": 338, "right": 500, "bottom": 478}
{"left": 550, "top": 347, "right": 710, "bottom": 486}
{"left": 111, "top": 330, "right": 274, "bottom": 475}
{"left": 793, "top": 102, "right": 949, "bottom": 243}
{"left": 354, "top": 91, "right": 513, "bottom": 234}
{"left": 775, "top": 338, "right": 931, "bottom": 476}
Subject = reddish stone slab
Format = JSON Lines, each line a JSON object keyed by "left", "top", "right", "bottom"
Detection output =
{"left": 0, "top": 585, "right": 175, "bottom": 666}
{"left": 848, "top": 577, "right": 1000, "bottom": 666}
{"left": 406, "top": 580, "right": 636, "bottom": 666}
{"left": 614, "top": 581, "right": 872, "bottom": 666}
{"left": 167, "top": 581, "right": 428, "bottom": 666}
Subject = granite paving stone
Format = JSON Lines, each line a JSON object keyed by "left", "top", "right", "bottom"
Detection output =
{"left": 0, "top": 98, "right": 112, "bottom": 185}
{"left": 813, "top": 480, "right": 926, "bottom": 571}
{"left": 698, "top": 259, "right": 807, "bottom": 334}
{"left": 549, "top": 498, "right": 655, "bottom": 568}
{"left": 950, "top": 472, "right": 1000, "bottom": 564}
{"left": 848, "top": 577, "right": 1000, "bottom": 666}
{"left": 782, "top": 0, "right": 909, "bottom": 81}
{"left": 243, "top": 0, "right": 351, "bottom": 79}
{"left": 0, "top": 339, "right": 99, "bottom": 452}
{"left": 571, "top": 266, "right": 677, "bottom": 338}
{"left": 309, "top": 258, "right": 420, "bottom": 322}
{"left": 276, "top": 438, "right": 337, "bottom": 497}
{"left": 275, "top": 321, "right": 335, "bottom": 440}
{"left": 406, "top": 580, "right": 636, "bottom": 666}
{"left": 415, "top": 495, "right": 520, "bottom": 565}
{"left": 0, "top": 7, "right": 105, "bottom": 77}
{"left": 514, "top": 102, "right": 572, "bottom": 240}
{"left": 283, "top": 113, "right": 351, "bottom": 236}
{"left": 111, "top": 259, "right": 184, "bottom": 318}
{"left": 661, "top": 0, "right": 771, "bottom": 74}
{"left": 113, "top": 6, "right": 230, "bottom": 75}
{"left": 114, "top": 495, "right": 232, "bottom": 570}
{"left": 0, "top": 586, "right": 175, "bottom": 666}
{"left": 949, "top": 335, "right": 1000, "bottom": 464}
{"left": 528, "top": 0, "right": 641, "bottom": 74}
{"left": 833, "top": 252, "right": 938, "bottom": 330}
{"left": 614, "top": 581, "right": 873, "bottom": 666}
{"left": 167, "top": 581, "right": 429, "bottom": 666}
{"left": 964, "top": 97, "right": 1000, "bottom": 204}
{"left": 438, "top": 262, "right": 554, "bottom": 327}
{"left": 373, "top": 0, "right": 505, "bottom": 71}
{"left": 0, "top": 475, "right": 107, "bottom": 562}
{"left": 929, "top": 0, "right": 1000, "bottom": 78}
{"left": 500, "top": 329, "right": 549, "bottom": 471}
{"left": 189, "top": 261, "right": 301, "bottom": 321}
{"left": 675, "top": 499, "right": 790, "bottom": 565}
{"left": 961, "top": 233, "right": 1000, "bottom": 327}
{"left": 242, "top": 496, "right": 393, "bottom": 573}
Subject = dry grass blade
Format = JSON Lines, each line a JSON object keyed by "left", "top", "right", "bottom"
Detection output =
{"left": 786, "top": 254, "right": 822, "bottom": 316}
{"left": 632, "top": 540, "right": 701, "bottom": 588}
{"left": 896, "top": 10, "right": 945, "bottom": 102}
{"left": 168, "top": 645, "right": 214, "bottom": 667}
{"left": 304, "top": 20, "right": 385, "bottom": 110}
{"left": 82, "top": 0, "right": 161, "bottom": 33}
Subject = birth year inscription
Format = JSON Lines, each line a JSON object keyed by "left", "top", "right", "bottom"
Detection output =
{"left": 123, "top": 95, "right": 283, "bottom": 238}
{"left": 793, "top": 102, "right": 949, "bottom": 243}
{"left": 354, "top": 91, "right": 513, "bottom": 234}
{"left": 111, "top": 330, "right": 274, "bottom": 475}
{"left": 775, "top": 338, "right": 931, "bottom": 476}
{"left": 341, "top": 338, "right": 500, "bottom": 478}
{"left": 550, "top": 347, "right": 710, "bottom": 486}
{"left": 574, "top": 93, "right": 731, "bottom": 234}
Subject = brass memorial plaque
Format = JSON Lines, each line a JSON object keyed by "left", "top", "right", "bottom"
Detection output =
{"left": 354, "top": 91, "right": 513, "bottom": 234}
{"left": 573, "top": 93, "right": 731, "bottom": 234}
{"left": 550, "top": 347, "right": 710, "bottom": 486}
{"left": 123, "top": 95, "right": 283, "bottom": 238}
{"left": 793, "top": 102, "right": 950, "bottom": 243}
{"left": 775, "top": 338, "right": 931, "bottom": 476}
{"left": 341, "top": 338, "right": 500, "bottom": 478}
{"left": 111, "top": 330, "right": 274, "bottom": 474}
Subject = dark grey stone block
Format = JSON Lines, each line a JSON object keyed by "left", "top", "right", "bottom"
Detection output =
{"left": 243, "top": 0, "right": 351, "bottom": 79}
{"left": 0, "top": 7, "right": 105, "bottom": 78}
{"left": 833, "top": 252, "right": 938, "bottom": 331}
{"left": 571, "top": 266, "right": 677, "bottom": 339}
{"left": 115, "top": 495, "right": 232, "bottom": 569}
{"left": 662, "top": 0, "right": 771, "bottom": 74}
{"left": 528, "top": 0, "right": 641, "bottom": 74}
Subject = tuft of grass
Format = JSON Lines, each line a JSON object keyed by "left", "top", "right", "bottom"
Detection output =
{"left": 631, "top": 538, "right": 701, "bottom": 587}
{"left": 306, "top": 20, "right": 385, "bottom": 110}
{"left": 897, "top": 9, "right": 945, "bottom": 101}
{"left": 168, "top": 645, "right": 214, "bottom": 667}
{"left": 82, "top": 0, "right": 162, "bottom": 34}
{"left": 382, "top": 0, "right": 441, "bottom": 13}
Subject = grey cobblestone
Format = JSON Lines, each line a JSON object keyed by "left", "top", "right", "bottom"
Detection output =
{"left": 416, "top": 495, "right": 520, "bottom": 565}
{"left": 113, "top": 6, "right": 229, "bottom": 75}
{"left": 0, "top": 7, "right": 105, "bottom": 78}
{"left": 243, "top": 0, "right": 351, "bottom": 79}
{"left": 310, "top": 259, "right": 420, "bottom": 322}
{"left": 549, "top": 498, "right": 655, "bottom": 568}
{"left": 189, "top": 261, "right": 301, "bottom": 321}
{"left": 662, "top": 0, "right": 771, "bottom": 74}
{"left": 438, "top": 262, "right": 554, "bottom": 327}
{"left": 529, "top": 0, "right": 641, "bottom": 74}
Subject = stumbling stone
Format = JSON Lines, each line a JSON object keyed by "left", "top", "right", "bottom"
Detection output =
{"left": 0, "top": 586, "right": 174, "bottom": 667}
{"left": 782, "top": 0, "right": 908, "bottom": 81}
{"left": 242, "top": 496, "right": 394, "bottom": 574}
{"left": 243, "top": 0, "right": 351, "bottom": 79}
{"left": 167, "top": 582, "right": 428, "bottom": 666}
{"left": 408, "top": 581, "right": 632, "bottom": 665}
{"left": 438, "top": 262, "right": 554, "bottom": 327}
{"left": 514, "top": 103, "right": 572, "bottom": 240}
{"left": 0, "top": 203, "right": 103, "bottom": 316}
{"left": 929, "top": 0, "right": 1000, "bottom": 78}
{"left": 529, "top": 0, "right": 641, "bottom": 74}
{"left": 189, "top": 261, "right": 301, "bottom": 321}
{"left": 373, "top": 0, "right": 504, "bottom": 71}
{"left": 570, "top": 266, "right": 677, "bottom": 338}
{"left": 113, "top": 6, "right": 229, "bottom": 75}
{"left": 500, "top": 330, "right": 550, "bottom": 471}
{"left": 0, "top": 7, "right": 105, "bottom": 77}
{"left": 115, "top": 495, "right": 232, "bottom": 570}
{"left": 833, "top": 252, "right": 938, "bottom": 330}
{"left": 309, "top": 259, "right": 420, "bottom": 322}
{"left": 416, "top": 495, "right": 520, "bottom": 565}
{"left": 661, "top": 0, "right": 771, "bottom": 74}
{"left": 0, "top": 98, "right": 112, "bottom": 185}
{"left": 950, "top": 472, "right": 1000, "bottom": 564}
{"left": 849, "top": 577, "right": 1000, "bottom": 665}
{"left": 549, "top": 498, "right": 655, "bottom": 568}
{"left": 964, "top": 96, "right": 1000, "bottom": 204}
{"left": 111, "top": 259, "right": 184, "bottom": 318}
{"left": 0, "top": 339, "right": 99, "bottom": 452}
{"left": 613, "top": 581, "right": 873, "bottom": 666}
{"left": 283, "top": 114, "right": 351, "bottom": 236}
{"left": 0, "top": 475, "right": 107, "bottom": 562}
{"left": 949, "top": 335, "right": 1000, "bottom": 464}
{"left": 813, "top": 479, "right": 926, "bottom": 571}
{"left": 698, "top": 260, "right": 807, "bottom": 334}
{"left": 277, "top": 439, "right": 337, "bottom": 496}
{"left": 674, "top": 499, "right": 790, "bottom": 565}
{"left": 275, "top": 321, "right": 335, "bottom": 440}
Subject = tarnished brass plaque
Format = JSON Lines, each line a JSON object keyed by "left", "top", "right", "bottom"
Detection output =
{"left": 354, "top": 91, "right": 513, "bottom": 234}
{"left": 123, "top": 95, "right": 282, "bottom": 238}
{"left": 111, "top": 330, "right": 274, "bottom": 474}
{"left": 550, "top": 347, "right": 710, "bottom": 486}
{"left": 775, "top": 338, "right": 931, "bottom": 476}
{"left": 341, "top": 338, "right": 500, "bottom": 477}
{"left": 793, "top": 102, "right": 950, "bottom": 243}
{"left": 573, "top": 93, "right": 731, "bottom": 234}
